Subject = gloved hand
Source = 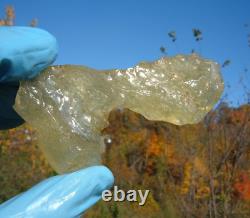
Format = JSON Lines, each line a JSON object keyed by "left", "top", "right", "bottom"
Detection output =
{"left": 0, "top": 27, "right": 114, "bottom": 218}
{"left": 0, "top": 26, "right": 58, "bottom": 129}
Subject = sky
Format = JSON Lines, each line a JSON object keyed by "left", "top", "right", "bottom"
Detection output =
{"left": 1, "top": 0, "right": 250, "bottom": 106}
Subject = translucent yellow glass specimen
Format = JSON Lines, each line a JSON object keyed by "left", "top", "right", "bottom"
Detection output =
{"left": 14, "top": 54, "right": 224, "bottom": 173}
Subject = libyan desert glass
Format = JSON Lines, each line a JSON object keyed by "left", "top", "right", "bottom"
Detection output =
{"left": 14, "top": 54, "right": 224, "bottom": 174}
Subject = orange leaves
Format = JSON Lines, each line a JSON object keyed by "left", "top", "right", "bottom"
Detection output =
{"left": 180, "top": 161, "right": 192, "bottom": 195}
{"left": 1, "top": 103, "right": 250, "bottom": 216}
{"left": 234, "top": 172, "right": 250, "bottom": 201}
{"left": 0, "top": 6, "right": 14, "bottom": 26}
{"left": 193, "top": 157, "right": 208, "bottom": 176}
{"left": 145, "top": 132, "right": 163, "bottom": 175}
{"left": 180, "top": 157, "right": 210, "bottom": 199}
{"left": 5, "top": 5, "right": 15, "bottom": 25}
{"left": 0, "top": 5, "right": 37, "bottom": 27}
{"left": 230, "top": 107, "right": 249, "bottom": 124}
{"left": 146, "top": 132, "right": 163, "bottom": 157}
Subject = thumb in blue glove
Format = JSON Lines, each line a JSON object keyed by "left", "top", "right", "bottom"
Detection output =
{"left": 0, "top": 26, "right": 57, "bottom": 82}
{"left": 0, "top": 26, "right": 57, "bottom": 129}
{"left": 0, "top": 166, "right": 114, "bottom": 218}
{"left": 0, "top": 26, "right": 114, "bottom": 217}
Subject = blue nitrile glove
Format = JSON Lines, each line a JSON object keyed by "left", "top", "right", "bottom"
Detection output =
{"left": 0, "top": 166, "right": 114, "bottom": 218}
{"left": 0, "top": 27, "right": 114, "bottom": 217}
{"left": 0, "top": 26, "right": 58, "bottom": 129}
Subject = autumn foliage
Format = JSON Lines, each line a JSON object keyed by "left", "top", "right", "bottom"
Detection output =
{"left": 1, "top": 104, "right": 250, "bottom": 217}
{"left": 234, "top": 172, "right": 250, "bottom": 201}
{"left": 0, "top": 6, "right": 14, "bottom": 26}
{"left": 92, "top": 105, "right": 250, "bottom": 217}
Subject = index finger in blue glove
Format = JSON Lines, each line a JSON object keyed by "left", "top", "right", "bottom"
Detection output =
{"left": 0, "top": 166, "right": 114, "bottom": 218}
{"left": 0, "top": 26, "right": 58, "bottom": 82}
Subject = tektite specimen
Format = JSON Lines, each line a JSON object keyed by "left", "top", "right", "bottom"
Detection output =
{"left": 14, "top": 54, "right": 224, "bottom": 173}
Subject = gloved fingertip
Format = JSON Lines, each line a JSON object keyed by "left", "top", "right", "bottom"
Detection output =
{"left": 92, "top": 165, "right": 115, "bottom": 191}
{"left": 0, "top": 166, "right": 114, "bottom": 217}
{"left": 76, "top": 165, "right": 114, "bottom": 193}
{"left": 0, "top": 26, "right": 58, "bottom": 82}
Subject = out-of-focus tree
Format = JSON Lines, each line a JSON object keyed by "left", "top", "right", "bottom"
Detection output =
{"left": 0, "top": 5, "right": 15, "bottom": 26}
{"left": 30, "top": 18, "right": 38, "bottom": 27}
{"left": 0, "top": 5, "right": 37, "bottom": 27}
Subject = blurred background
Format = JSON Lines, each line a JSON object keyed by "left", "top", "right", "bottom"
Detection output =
{"left": 0, "top": 1, "right": 250, "bottom": 217}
